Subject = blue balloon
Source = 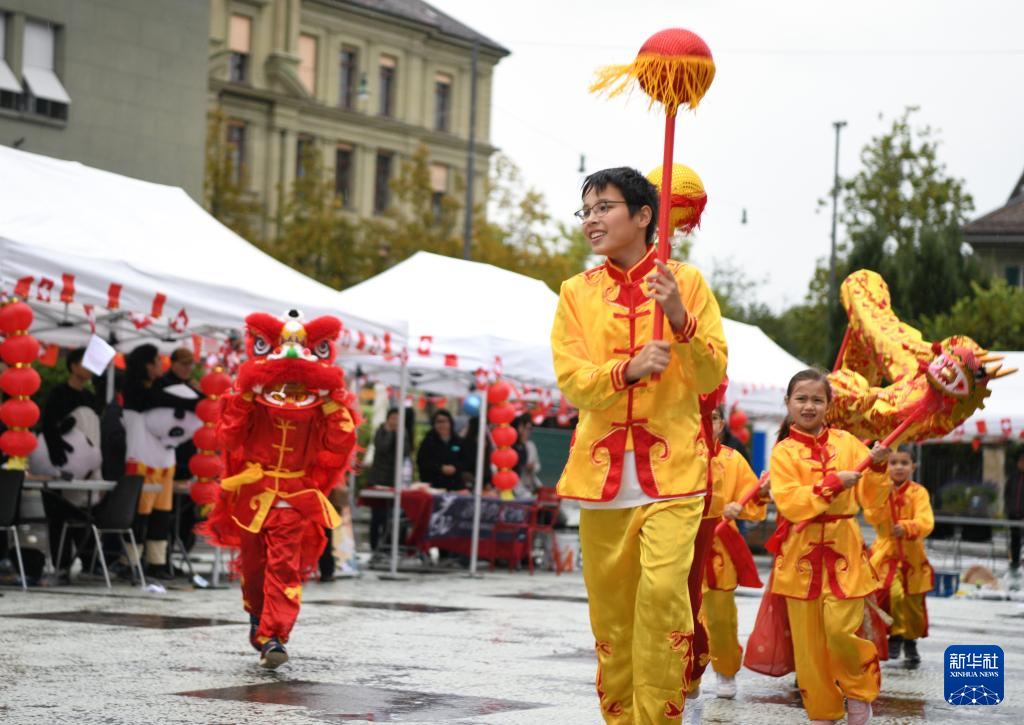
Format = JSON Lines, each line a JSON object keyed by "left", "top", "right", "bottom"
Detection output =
{"left": 463, "top": 393, "right": 481, "bottom": 417}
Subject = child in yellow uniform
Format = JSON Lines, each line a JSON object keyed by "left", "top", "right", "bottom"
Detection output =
{"left": 768, "top": 369, "right": 890, "bottom": 725}
{"left": 865, "top": 446, "right": 934, "bottom": 666}
{"left": 702, "top": 406, "right": 770, "bottom": 699}
{"left": 552, "top": 167, "right": 727, "bottom": 723}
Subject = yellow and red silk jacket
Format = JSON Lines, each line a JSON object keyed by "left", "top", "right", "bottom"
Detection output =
{"left": 768, "top": 427, "right": 890, "bottom": 600}
{"left": 705, "top": 446, "right": 768, "bottom": 591}
{"left": 551, "top": 246, "right": 727, "bottom": 501}
{"left": 217, "top": 392, "right": 356, "bottom": 533}
{"left": 865, "top": 480, "right": 935, "bottom": 595}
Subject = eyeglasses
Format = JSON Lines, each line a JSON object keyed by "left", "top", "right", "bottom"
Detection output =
{"left": 573, "top": 200, "right": 628, "bottom": 222}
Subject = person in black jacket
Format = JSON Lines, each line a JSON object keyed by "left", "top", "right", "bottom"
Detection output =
{"left": 416, "top": 410, "right": 464, "bottom": 491}
{"left": 1006, "top": 451, "right": 1024, "bottom": 574}
{"left": 366, "top": 408, "right": 412, "bottom": 551}
{"left": 460, "top": 416, "right": 492, "bottom": 490}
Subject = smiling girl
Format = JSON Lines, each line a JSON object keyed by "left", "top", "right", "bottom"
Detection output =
{"left": 767, "top": 368, "right": 890, "bottom": 725}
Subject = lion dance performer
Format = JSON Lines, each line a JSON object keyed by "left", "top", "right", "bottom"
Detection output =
{"left": 203, "top": 309, "right": 358, "bottom": 669}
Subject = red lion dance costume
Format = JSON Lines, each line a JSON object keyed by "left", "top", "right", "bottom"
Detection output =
{"left": 203, "top": 309, "right": 358, "bottom": 669}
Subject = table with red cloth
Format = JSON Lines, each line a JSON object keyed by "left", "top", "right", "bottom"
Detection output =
{"left": 358, "top": 487, "right": 533, "bottom": 563}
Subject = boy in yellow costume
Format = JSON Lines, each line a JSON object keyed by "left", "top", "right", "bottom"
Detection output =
{"left": 702, "top": 406, "right": 770, "bottom": 699}
{"left": 768, "top": 369, "right": 889, "bottom": 725}
{"left": 864, "top": 446, "right": 934, "bottom": 666}
{"left": 551, "top": 167, "right": 727, "bottom": 723}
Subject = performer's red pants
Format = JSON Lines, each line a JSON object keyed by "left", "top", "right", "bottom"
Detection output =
{"left": 686, "top": 517, "right": 717, "bottom": 689}
{"left": 239, "top": 507, "right": 306, "bottom": 645}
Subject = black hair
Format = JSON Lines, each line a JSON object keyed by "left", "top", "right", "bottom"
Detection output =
{"left": 125, "top": 343, "right": 159, "bottom": 387}
{"left": 386, "top": 407, "right": 399, "bottom": 418}
{"left": 892, "top": 444, "right": 915, "bottom": 460}
{"left": 776, "top": 368, "right": 833, "bottom": 444}
{"left": 65, "top": 347, "right": 86, "bottom": 372}
{"left": 431, "top": 409, "right": 454, "bottom": 427}
{"left": 513, "top": 413, "right": 533, "bottom": 429}
{"left": 581, "top": 167, "right": 659, "bottom": 244}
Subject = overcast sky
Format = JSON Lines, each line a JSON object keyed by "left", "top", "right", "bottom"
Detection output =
{"left": 429, "top": 0, "right": 1024, "bottom": 309}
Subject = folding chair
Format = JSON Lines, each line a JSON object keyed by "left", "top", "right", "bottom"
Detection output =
{"left": 58, "top": 475, "right": 146, "bottom": 589}
{"left": 0, "top": 469, "right": 27, "bottom": 591}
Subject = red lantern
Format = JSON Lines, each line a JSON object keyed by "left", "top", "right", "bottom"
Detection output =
{"left": 0, "top": 429, "right": 36, "bottom": 457}
{"left": 493, "top": 470, "right": 519, "bottom": 491}
{"left": 557, "top": 413, "right": 570, "bottom": 427}
{"left": 190, "top": 479, "right": 220, "bottom": 506}
{"left": 0, "top": 399, "right": 40, "bottom": 429}
{"left": 0, "top": 301, "right": 33, "bottom": 334}
{"left": 193, "top": 426, "right": 218, "bottom": 451}
{"left": 736, "top": 427, "right": 751, "bottom": 446}
{"left": 0, "top": 334, "right": 40, "bottom": 365}
{"left": 491, "top": 447, "right": 519, "bottom": 470}
{"left": 196, "top": 398, "right": 220, "bottom": 423}
{"left": 0, "top": 366, "right": 41, "bottom": 397}
{"left": 189, "top": 452, "right": 223, "bottom": 479}
{"left": 200, "top": 370, "right": 232, "bottom": 397}
{"left": 487, "top": 403, "right": 516, "bottom": 425}
{"left": 491, "top": 425, "right": 517, "bottom": 447}
{"left": 487, "top": 380, "right": 512, "bottom": 405}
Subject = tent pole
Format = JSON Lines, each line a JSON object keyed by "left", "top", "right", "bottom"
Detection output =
{"left": 468, "top": 383, "right": 488, "bottom": 576}
{"left": 382, "top": 352, "right": 409, "bottom": 579}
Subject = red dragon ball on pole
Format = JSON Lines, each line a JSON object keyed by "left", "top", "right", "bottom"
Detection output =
{"left": 201, "top": 309, "right": 359, "bottom": 669}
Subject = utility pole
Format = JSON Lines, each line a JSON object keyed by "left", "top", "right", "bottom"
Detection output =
{"left": 462, "top": 40, "right": 479, "bottom": 260}
{"left": 828, "top": 120, "right": 846, "bottom": 362}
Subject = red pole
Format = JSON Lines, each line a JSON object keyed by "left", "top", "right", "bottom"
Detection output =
{"left": 714, "top": 472, "right": 768, "bottom": 536}
{"left": 651, "top": 112, "right": 676, "bottom": 383}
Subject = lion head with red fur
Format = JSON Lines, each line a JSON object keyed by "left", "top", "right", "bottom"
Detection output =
{"left": 234, "top": 309, "right": 345, "bottom": 409}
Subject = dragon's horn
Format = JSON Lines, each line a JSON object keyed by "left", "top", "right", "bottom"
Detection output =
{"left": 987, "top": 365, "right": 1017, "bottom": 379}
{"left": 979, "top": 353, "right": 1004, "bottom": 364}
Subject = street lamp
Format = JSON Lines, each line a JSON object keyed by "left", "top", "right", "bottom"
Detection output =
{"left": 828, "top": 120, "right": 847, "bottom": 364}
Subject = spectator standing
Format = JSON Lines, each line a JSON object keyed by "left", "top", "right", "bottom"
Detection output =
{"left": 416, "top": 410, "right": 464, "bottom": 491}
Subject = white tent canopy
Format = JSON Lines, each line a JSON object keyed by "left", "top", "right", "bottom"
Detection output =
{"left": 336, "top": 251, "right": 559, "bottom": 393}
{"left": 0, "top": 146, "right": 404, "bottom": 355}
{"left": 722, "top": 318, "right": 807, "bottom": 421}
{"left": 928, "top": 351, "right": 1024, "bottom": 444}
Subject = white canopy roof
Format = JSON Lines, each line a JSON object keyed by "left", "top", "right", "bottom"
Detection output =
{"left": 336, "top": 251, "right": 807, "bottom": 414}
{"left": 0, "top": 146, "right": 404, "bottom": 356}
{"left": 928, "top": 351, "right": 1024, "bottom": 444}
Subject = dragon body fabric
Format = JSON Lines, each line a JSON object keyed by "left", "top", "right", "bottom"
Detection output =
{"left": 202, "top": 309, "right": 359, "bottom": 662}
{"left": 828, "top": 269, "right": 1013, "bottom": 443}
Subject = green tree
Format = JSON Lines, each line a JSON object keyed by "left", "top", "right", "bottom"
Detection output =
{"left": 266, "top": 145, "right": 364, "bottom": 290}
{"left": 817, "top": 107, "right": 981, "bottom": 361}
{"left": 923, "top": 279, "right": 1024, "bottom": 350}
{"left": 203, "top": 109, "right": 264, "bottom": 244}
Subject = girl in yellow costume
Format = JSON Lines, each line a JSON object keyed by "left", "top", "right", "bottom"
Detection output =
{"left": 768, "top": 369, "right": 890, "bottom": 725}
{"left": 864, "top": 446, "right": 934, "bottom": 666}
{"left": 552, "top": 167, "right": 726, "bottom": 723}
{"left": 702, "top": 405, "right": 770, "bottom": 699}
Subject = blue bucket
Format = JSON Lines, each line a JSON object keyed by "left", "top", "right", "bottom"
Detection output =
{"left": 929, "top": 570, "right": 960, "bottom": 597}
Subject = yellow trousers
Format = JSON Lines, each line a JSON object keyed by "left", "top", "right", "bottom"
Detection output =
{"left": 702, "top": 589, "right": 742, "bottom": 677}
{"left": 135, "top": 465, "right": 174, "bottom": 514}
{"left": 889, "top": 576, "right": 928, "bottom": 641}
{"left": 580, "top": 497, "right": 704, "bottom": 724}
{"left": 786, "top": 593, "right": 880, "bottom": 721}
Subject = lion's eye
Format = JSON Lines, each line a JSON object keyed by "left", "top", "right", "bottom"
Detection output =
{"left": 314, "top": 340, "right": 331, "bottom": 359}
{"left": 253, "top": 336, "right": 270, "bottom": 356}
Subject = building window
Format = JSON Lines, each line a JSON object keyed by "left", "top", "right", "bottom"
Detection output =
{"left": 228, "top": 14, "right": 251, "bottom": 83}
{"left": 22, "top": 20, "right": 70, "bottom": 120}
{"left": 0, "top": 14, "right": 24, "bottom": 110}
{"left": 378, "top": 55, "right": 396, "bottom": 117}
{"left": 374, "top": 152, "right": 393, "bottom": 213}
{"left": 298, "top": 33, "right": 317, "bottom": 94}
{"left": 296, "top": 134, "right": 315, "bottom": 179}
{"left": 1006, "top": 264, "right": 1023, "bottom": 288}
{"left": 225, "top": 120, "right": 247, "bottom": 186}
{"left": 339, "top": 47, "right": 358, "bottom": 110}
{"left": 434, "top": 73, "right": 452, "bottom": 132}
{"left": 430, "top": 163, "right": 448, "bottom": 222}
{"left": 335, "top": 144, "right": 354, "bottom": 207}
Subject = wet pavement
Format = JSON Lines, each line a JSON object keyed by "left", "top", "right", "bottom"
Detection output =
{"left": 1, "top": 559, "right": 1022, "bottom": 724}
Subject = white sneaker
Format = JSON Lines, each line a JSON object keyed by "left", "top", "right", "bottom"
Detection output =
{"left": 715, "top": 673, "right": 737, "bottom": 699}
{"left": 847, "top": 699, "right": 872, "bottom": 725}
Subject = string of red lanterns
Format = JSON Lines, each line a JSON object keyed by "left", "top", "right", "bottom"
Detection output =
{"left": 486, "top": 379, "right": 519, "bottom": 492}
{"left": 0, "top": 300, "right": 41, "bottom": 469}
{"left": 189, "top": 366, "right": 232, "bottom": 506}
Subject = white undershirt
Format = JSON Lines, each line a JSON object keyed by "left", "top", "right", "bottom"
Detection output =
{"left": 578, "top": 451, "right": 706, "bottom": 510}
